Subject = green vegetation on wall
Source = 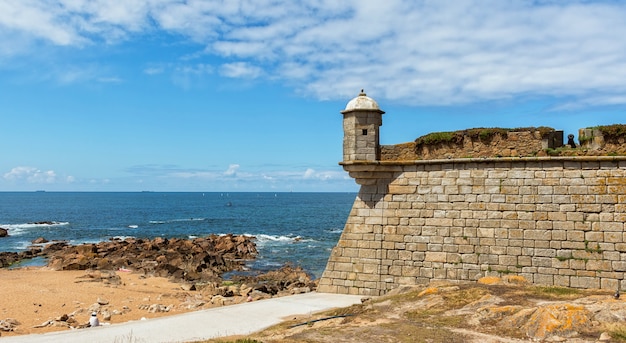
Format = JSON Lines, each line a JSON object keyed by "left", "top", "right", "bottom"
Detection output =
{"left": 414, "top": 127, "right": 554, "bottom": 146}
{"left": 589, "top": 124, "right": 626, "bottom": 140}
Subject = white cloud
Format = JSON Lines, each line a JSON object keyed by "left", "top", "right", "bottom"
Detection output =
{"left": 303, "top": 168, "right": 315, "bottom": 179}
{"left": 170, "top": 171, "right": 216, "bottom": 179}
{"left": 3, "top": 0, "right": 626, "bottom": 106}
{"left": 143, "top": 66, "right": 164, "bottom": 75}
{"left": 149, "top": 1, "right": 222, "bottom": 41}
{"left": 125, "top": 163, "right": 348, "bottom": 186}
{"left": 27, "top": 63, "right": 119, "bottom": 85}
{"left": 169, "top": 63, "right": 214, "bottom": 89}
{"left": 89, "top": 178, "right": 110, "bottom": 184}
{"left": 224, "top": 164, "right": 240, "bottom": 176}
{"left": 302, "top": 168, "right": 343, "bottom": 181}
{"left": 1, "top": 164, "right": 361, "bottom": 191}
{"left": 3, "top": 166, "right": 57, "bottom": 183}
{"left": 174, "top": 64, "right": 213, "bottom": 75}
{"left": 220, "top": 62, "right": 262, "bottom": 79}
{"left": 0, "top": 0, "right": 82, "bottom": 46}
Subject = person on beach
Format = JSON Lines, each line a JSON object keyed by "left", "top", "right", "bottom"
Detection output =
{"left": 89, "top": 312, "right": 100, "bottom": 327}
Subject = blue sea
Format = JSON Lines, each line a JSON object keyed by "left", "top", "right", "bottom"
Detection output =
{"left": 0, "top": 192, "right": 355, "bottom": 278}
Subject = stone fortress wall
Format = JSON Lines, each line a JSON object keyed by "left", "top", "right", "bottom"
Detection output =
{"left": 317, "top": 91, "right": 626, "bottom": 296}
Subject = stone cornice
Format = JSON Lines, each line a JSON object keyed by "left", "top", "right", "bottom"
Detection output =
{"left": 341, "top": 155, "right": 626, "bottom": 168}
{"left": 340, "top": 156, "right": 626, "bottom": 185}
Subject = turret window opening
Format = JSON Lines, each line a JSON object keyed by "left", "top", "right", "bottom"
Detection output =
{"left": 362, "top": 129, "right": 368, "bottom": 135}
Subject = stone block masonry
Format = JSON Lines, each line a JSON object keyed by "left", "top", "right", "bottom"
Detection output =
{"left": 318, "top": 156, "right": 626, "bottom": 296}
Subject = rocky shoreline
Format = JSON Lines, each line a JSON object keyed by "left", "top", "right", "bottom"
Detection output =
{"left": 2, "top": 234, "right": 256, "bottom": 277}
{"left": 44, "top": 234, "right": 257, "bottom": 281}
{"left": 0, "top": 233, "right": 317, "bottom": 290}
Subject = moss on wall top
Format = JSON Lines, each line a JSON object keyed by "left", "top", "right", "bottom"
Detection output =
{"left": 414, "top": 127, "right": 554, "bottom": 146}
{"left": 590, "top": 124, "right": 626, "bottom": 140}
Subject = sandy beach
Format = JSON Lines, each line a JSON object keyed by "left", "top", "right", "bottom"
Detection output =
{"left": 0, "top": 267, "right": 220, "bottom": 337}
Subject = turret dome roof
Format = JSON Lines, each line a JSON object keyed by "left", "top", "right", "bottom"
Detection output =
{"left": 342, "top": 90, "right": 385, "bottom": 114}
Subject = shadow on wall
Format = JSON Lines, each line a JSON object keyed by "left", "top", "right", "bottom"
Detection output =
{"left": 354, "top": 177, "right": 395, "bottom": 209}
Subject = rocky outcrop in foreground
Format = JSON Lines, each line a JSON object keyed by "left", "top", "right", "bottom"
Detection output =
{"left": 244, "top": 276, "right": 626, "bottom": 343}
{"left": 436, "top": 277, "right": 624, "bottom": 342}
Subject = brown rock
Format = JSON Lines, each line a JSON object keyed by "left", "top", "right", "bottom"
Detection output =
{"left": 0, "top": 252, "right": 20, "bottom": 268}
{"left": 74, "top": 244, "right": 96, "bottom": 255}
{"left": 500, "top": 303, "right": 590, "bottom": 340}
{"left": 0, "top": 318, "right": 20, "bottom": 332}
{"left": 230, "top": 265, "right": 317, "bottom": 296}
{"left": 0, "top": 228, "right": 8, "bottom": 238}
{"left": 95, "top": 258, "right": 113, "bottom": 270}
{"left": 31, "top": 237, "right": 49, "bottom": 244}
{"left": 42, "top": 241, "right": 69, "bottom": 253}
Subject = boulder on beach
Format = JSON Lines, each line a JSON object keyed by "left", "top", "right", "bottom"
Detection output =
{"left": 0, "top": 228, "right": 8, "bottom": 238}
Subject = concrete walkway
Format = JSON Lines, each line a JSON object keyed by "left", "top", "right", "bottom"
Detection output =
{"left": 0, "top": 292, "right": 363, "bottom": 343}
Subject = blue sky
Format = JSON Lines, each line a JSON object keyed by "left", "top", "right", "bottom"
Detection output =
{"left": 1, "top": 0, "right": 625, "bottom": 192}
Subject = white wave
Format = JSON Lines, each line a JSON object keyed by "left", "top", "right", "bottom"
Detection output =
{"left": 110, "top": 236, "right": 135, "bottom": 241}
{"left": 30, "top": 221, "right": 69, "bottom": 226}
{"left": 67, "top": 236, "right": 135, "bottom": 245}
{"left": 250, "top": 234, "right": 316, "bottom": 245}
{"left": 208, "top": 233, "right": 315, "bottom": 246}
{"left": 149, "top": 218, "right": 205, "bottom": 224}
{"left": 0, "top": 221, "right": 69, "bottom": 236}
{"left": 1, "top": 226, "right": 25, "bottom": 236}
{"left": 2, "top": 221, "right": 69, "bottom": 229}
{"left": 171, "top": 218, "right": 205, "bottom": 222}
{"left": 256, "top": 234, "right": 298, "bottom": 242}
{"left": 255, "top": 261, "right": 283, "bottom": 267}
{"left": 128, "top": 225, "right": 138, "bottom": 229}
{"left": 9, "top": 240, "right": 35, "bottom": 250}
{"left": 69, "top": 238, "right": 103, "bottom": 245}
